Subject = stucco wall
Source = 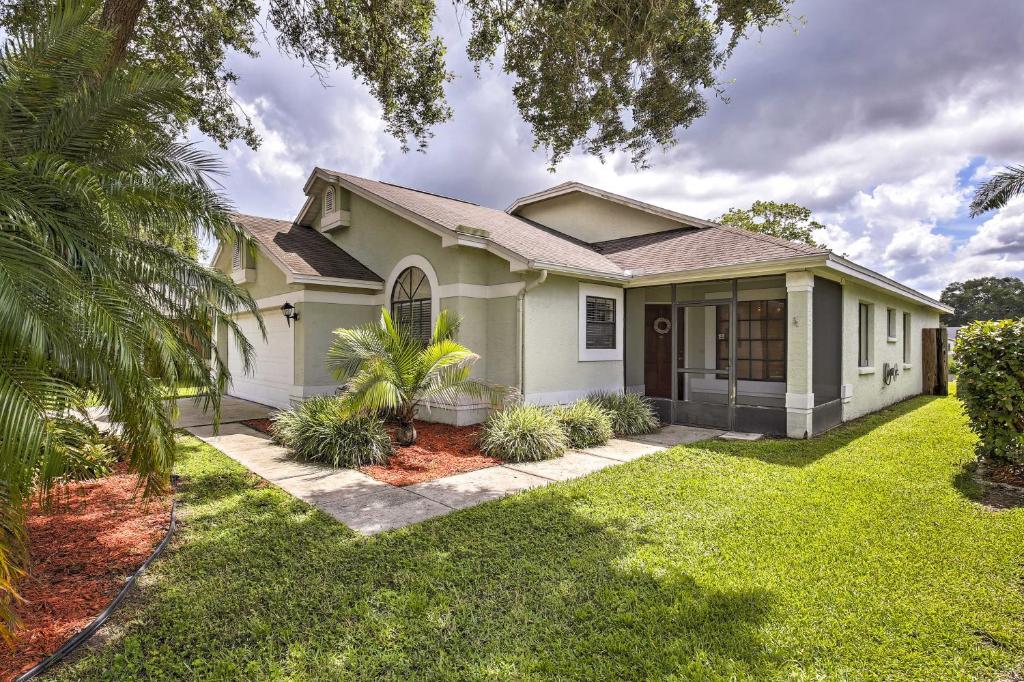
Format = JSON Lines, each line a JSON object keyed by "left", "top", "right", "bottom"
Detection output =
{"left": 293, "top": 300, "right": 379, "bottom": 394}
{"left": 515, "top": 192, "right": 684, "bottom": 244}
{"left": 840, "top": 281, "right": 940, "bottom": 420}
{"left": 523, "top": 274, "right": 624, "bottom": 404}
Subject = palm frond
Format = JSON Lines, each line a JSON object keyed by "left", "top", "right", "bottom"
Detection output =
{"left": 970, "top": 165, "right": 1024, "bottom": 217}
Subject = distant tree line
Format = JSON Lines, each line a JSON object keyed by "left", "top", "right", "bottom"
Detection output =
{"left": 939, "top": 277, "right": 1024, "bottom": 327}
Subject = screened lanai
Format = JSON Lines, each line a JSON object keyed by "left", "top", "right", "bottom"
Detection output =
{"left": 624, "top": 273, "right": 844, "bottom": 436}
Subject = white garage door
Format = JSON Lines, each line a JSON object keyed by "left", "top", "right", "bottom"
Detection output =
{"left": 227, "top": 313, "right": 294, "bottom": 408}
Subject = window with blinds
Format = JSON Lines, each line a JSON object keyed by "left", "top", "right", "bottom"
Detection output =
{"left": 717, "top": 300, "right": 786, "bottom": 381}
{"left": 585, "top": 296, "right": 616, "bottom": 349}
{"left": 390, "top": 267, "right": 432, "bottom": 344}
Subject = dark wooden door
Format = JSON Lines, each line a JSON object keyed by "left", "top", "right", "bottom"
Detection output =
{"left": 644, "top": 305, "right": 672, "bottom": 398}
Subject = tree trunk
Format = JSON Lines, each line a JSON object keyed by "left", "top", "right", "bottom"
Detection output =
{"left": 396, "top": 420, "right": 417, "bottom": 446}
{"left": 99, "top": 0, "right": 146, "bottom": 67}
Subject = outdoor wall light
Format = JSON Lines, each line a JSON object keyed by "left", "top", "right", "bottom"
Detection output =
{"left": 281, "top": 302, "right": 299, "bottom": 327}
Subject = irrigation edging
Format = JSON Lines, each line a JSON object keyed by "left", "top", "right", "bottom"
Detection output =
{"left": 14, "top": 495, "right": 177, "bottom": 681}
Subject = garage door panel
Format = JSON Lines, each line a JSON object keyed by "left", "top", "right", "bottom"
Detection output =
{"left": 227, "top": 314, "right": 294, "bottom": 408}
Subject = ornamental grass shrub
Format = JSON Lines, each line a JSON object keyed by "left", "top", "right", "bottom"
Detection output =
{"left": 955, "top": 319, "right": 1024, "bottom": 464}
{"left": 587, "top": 391, "right": 660, "bottom": 436}
{"left": 551, "top": 400, "right": 614, "bottom": 448}
{"left": 479, "top": 404, "right": 567, "bottom": 463}
{"left": 271, "top": 396, "right": 392, "bottom": 468}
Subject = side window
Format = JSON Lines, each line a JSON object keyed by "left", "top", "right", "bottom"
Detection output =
{"left": 887, "top": 307, "right": 897, "bottom": 339}
{"left": 903, "top": 313, "right": 911, "bottom": 363}
{"left": 858, "top": 302, "right": 872, "bottom": 367}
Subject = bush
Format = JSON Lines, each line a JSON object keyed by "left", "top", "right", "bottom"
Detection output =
{"left": 551, "top": 400, "right": 613, "bottom": 448}
{"left": 955, "top": 320, "right": 1024, "bottom": 464}
{"left": 479, "top": 404, "right": 567, "bottom": 462}
{"left": 271, "top": 396, "right": 392, "bottom": 468}
{"left": 45, "top": 416, "right": 117, "bottom": 481}
{"left": 587, "top": 391, "right": 660, "bottom": 436}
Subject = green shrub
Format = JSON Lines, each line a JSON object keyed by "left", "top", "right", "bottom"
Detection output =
{"left": 551, "top": 400, "right": 613, "bottom": 448}
{"left": 955, "top": 320, "right": 1024, "bottom": 464}
{"left": 271, "top": 396, "right": 392, "bottom": 468}
{"left": 45, "top": 416, "right": 116, "bottom": 481}
{"left": 587, "top": 391, "right": 660, "bottom": 436}
{"left": 479, "top": 404, "right": 567, "bottom": 463}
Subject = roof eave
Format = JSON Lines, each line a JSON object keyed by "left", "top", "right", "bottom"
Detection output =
{"left": 822, "top": 255, "right": 952, "bottom": 314}
{"left": 623, "top": 254, "right": 828, "bottom": 288}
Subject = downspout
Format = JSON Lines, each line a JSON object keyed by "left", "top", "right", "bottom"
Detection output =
{"left": 517, "top": 269, "right": 548, "bottom": 399}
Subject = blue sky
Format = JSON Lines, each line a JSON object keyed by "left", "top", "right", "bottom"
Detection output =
{"left": 194, "top": 0, "right": 1024, "bottom": 297}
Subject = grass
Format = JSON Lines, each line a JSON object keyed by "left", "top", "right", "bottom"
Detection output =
{"left": 55, "top": 395, "right": 1023, "bottom": 680}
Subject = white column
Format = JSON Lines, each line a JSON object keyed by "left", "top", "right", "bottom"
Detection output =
{"left": 785, "top": 271, "right": 814, "bottom": 438}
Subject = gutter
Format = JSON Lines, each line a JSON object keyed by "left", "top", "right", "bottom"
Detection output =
{"left": 517, "top": 269, "right": 548, "bottom": 398}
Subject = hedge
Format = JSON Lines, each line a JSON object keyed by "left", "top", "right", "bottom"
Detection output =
{"left": 955, "top": 319, "right": 1024, "bottom": 464}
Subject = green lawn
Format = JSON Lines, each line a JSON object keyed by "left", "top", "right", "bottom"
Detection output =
{"left": 56, "top": 395, "right": 1023, "bottom": 680}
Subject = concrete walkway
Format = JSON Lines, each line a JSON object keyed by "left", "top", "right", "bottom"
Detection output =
{"left": 188, "top": 422, "right": 723, "bottom": 535}
{"left": 89, "top": 395, "right": 276, "bottom": 431}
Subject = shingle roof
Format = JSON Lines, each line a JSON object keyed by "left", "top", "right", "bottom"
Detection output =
{"left": 592, "top": 224, "right": 826, "bottom": 276}
{"left": 324, "top": 171, "right": 625, "bottom": 275}
{"left": 232, "top": 213, "right": 383, "bottom": 282}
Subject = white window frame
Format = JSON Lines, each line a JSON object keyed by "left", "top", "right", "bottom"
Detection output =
{"left": 578, "top": 283, "right": 623, "bottom": 362}
{"left": 886, "top": 307, "right": 898, "bottom": 342}
{"left": 384, "top": 255, "right": 440, "bottom": 333}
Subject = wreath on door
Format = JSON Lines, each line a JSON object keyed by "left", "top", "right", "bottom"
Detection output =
{"left": 653, "top": 317, "right": 672, "bottom": 335}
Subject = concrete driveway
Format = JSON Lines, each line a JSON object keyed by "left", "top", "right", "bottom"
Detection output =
{"left": 170, "top": 395, "right": 276, "bottom": 428}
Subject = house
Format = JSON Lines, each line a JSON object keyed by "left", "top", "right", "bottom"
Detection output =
{"left": 211, "top": 168, "right": 952, "bottom": 438}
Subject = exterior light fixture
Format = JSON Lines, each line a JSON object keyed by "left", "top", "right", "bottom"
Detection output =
{"left": 281, "top": 302, "right": 299, "bottom": 327}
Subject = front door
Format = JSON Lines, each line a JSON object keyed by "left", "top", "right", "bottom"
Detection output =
{"left": 644, "top": 304, "right": 672, "bottom": 398}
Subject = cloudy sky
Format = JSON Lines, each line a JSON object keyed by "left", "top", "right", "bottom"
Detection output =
{"left": 198, "top": 0, "right": 1024, "bottom": 298}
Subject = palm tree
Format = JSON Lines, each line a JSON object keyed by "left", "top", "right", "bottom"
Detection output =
{"left": 326, "top": 309, "right": 507, "bottom": 445}
{"left": 970, "top": 165, "right": 1024, "bottom": 217}
{"left": 0, "top": 0, "right": 259, "bottom": 635}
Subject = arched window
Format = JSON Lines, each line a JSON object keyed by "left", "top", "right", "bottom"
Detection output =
{"left": 390, "top": 266, "right": 432, "bottom": 343}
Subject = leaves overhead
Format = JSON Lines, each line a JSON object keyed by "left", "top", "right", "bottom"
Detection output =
{"left": 719, "top": 200, "right": 827, "bottom": 248}
{"left": 2, "top": 0, "right": 794, "bottom": 165}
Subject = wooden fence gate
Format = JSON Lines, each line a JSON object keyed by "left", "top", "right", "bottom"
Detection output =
{"left": 921, "top": 327, "right": 949, "bottom": 396}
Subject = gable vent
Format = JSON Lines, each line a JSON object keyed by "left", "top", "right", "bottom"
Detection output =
{"left": 232, "top": 241, "right": 241, "bottom": 269}
{"left": 324, "top": 186, "right": 336, "bottom": 213}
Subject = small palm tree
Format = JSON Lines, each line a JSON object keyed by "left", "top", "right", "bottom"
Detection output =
{"left": 970, "top": 165, "right": 1024, "bottom": 217}
{"left": 327, "top": 309, "right": 507, "bottom": 445}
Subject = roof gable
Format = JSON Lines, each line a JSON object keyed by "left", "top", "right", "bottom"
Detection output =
{"left": 231, "top": 213, "right": 383, "bottom": 286}
{"left": 507, "top": 182, "right": 720, "bottom": 231}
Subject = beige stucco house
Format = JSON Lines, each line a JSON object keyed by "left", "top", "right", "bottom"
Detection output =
{"left": 212, "top": 168, "right": 952, "bottom": 438}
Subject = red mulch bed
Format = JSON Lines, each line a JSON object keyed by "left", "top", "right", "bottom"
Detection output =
{"left": 241, "top": 418, "right": 273, "bottom": 436}
{"left": 361, "top": 421, "right": 500, "bottom": 486}
{"left": 0, "top": 466, "right": 172, "bottom": 681}
{"left": 983, "top": 458, "right": 1024, "bottom": 489}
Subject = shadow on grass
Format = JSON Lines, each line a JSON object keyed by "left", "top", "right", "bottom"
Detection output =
{"left": 58, "top": 454, "right": 780, "bottom": 680}
{"left": 693, "top": 394, "right": 942, "bottom": 468}
{"left": 953, "top": 460, "right": 1024, "bottom": 511}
